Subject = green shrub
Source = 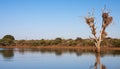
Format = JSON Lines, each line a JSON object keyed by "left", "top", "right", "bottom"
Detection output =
{"left": 0, "top": 35, "right": 15, "bottom": 46}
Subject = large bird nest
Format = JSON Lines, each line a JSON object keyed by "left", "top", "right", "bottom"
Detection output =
{"left": 85, "top": 17, "right": 94, "bottom": 25}
{"left": 102, "top": 13, "right": 108, "bottom": 18}
{"left": 102, "top": 12, "right": 113, "bottom": 27}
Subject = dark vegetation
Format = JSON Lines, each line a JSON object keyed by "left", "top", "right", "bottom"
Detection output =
{"left": 0, "top": 35, "right": 15, "bottom": 46}
{"left": 0, "top": 35, "right": 120, "bottom": 47}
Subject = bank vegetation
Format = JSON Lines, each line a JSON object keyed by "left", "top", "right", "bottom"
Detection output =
{"left": 0, "top": 35, "right": 120, "bottom": 47}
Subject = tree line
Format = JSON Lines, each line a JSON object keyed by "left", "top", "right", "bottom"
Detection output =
{"left": 0, "top": 35, "right": 120, "bottom": 47}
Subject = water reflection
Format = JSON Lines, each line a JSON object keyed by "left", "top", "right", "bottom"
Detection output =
{"left": 16, "top": 48, "right": 120, "bottom": 56}
{"left": 0, "top": 48, "right": 120, "bottom": 60}
{"left": 0, "top": 48, "right": 120, "bottom": 69}
{"left": 0, "top": 48, "right": 14, "bottom": 59}
{"left": 0, "top": 48, "right": 120, "bottom": 58}
{"left": 89, "top": 53, "right": 106, "bottom": 69}
{"left": 16, "top": 48, "right": 96, "bottom": 56}
{"left": 15, "top": 48, "right": 119, "bottom": 69}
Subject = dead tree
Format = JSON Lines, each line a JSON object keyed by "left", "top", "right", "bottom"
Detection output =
{"left": 85, "top": 8, "right": 113, "bottom": 52}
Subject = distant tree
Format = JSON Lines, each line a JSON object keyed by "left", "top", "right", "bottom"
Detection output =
{"left": 75, "top": 37, "right": 82, "bottom": 41}
{"left": 2, "top": 35, "right": 15, "bottom": 40}
{"left": 39, "top": 39, "right": 46, "bottom": 46}
{"left": 66, "top": 39, "right": 77, "bottom": 46}
{"left": 54, "top": 38, "right": 62, "bottom": 44}
{"left": 0, "top": 35, "right": 15, "bottom": 46}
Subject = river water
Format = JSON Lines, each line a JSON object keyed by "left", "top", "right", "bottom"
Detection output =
{"left": 0, "top": 48, "right": 120, "bottom": 69}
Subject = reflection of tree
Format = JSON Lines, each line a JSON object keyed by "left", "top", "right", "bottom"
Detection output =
{"left": 55, "top": 50, "right": 62, "bottom": 56}
{"left": 89, "top": 53, "right": 106, "bottom": 69}
{"left": 0, "top": 49, "right": 14, "bottom": 59}
{"left": 18, "top": 48, "right": 25, "bottom": 54}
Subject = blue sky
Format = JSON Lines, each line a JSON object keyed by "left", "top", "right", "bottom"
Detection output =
{"left": 0, "top": 0, "right": 120, "bottom": 40}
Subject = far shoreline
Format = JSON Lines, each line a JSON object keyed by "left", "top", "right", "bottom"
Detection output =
{"left": 0, "top": 46, "right": 120, "bottom": 51}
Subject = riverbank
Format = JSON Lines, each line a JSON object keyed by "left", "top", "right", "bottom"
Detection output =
{"left": 0, "top": 46, "right": 120, "bottom": 51}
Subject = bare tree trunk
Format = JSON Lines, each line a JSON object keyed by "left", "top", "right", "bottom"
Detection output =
{"left": 94, "top": 37, "right": 101, "bottom": 53}
{"left": 97, "top": 39, "right": 101, "bottom": 53}
{"left": 96, "top": 28, "right": 103, "bottom": 53}
{"left": 97, "top": 44, "right": 100, "bottom": 53}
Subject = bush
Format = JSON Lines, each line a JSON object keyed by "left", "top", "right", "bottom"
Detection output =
{"left": 2, "top": 35, "right": 15, "bottom": 40}
{"left": 0, "top": 35, "right": 15, "bottom": 46}
{"left": 111, "top": 39, "right": 120, "bottom": 47}
{"left": 17, "top": 40, "right": 26, "bottom": 46}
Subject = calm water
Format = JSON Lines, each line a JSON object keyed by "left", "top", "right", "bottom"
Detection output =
{"left": 0, "top": 48, "right": 120, "bottom": 69}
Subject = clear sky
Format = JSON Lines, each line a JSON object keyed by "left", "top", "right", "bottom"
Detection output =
{"left": 0, "top": 0, "right": 120, "bottom": 40}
